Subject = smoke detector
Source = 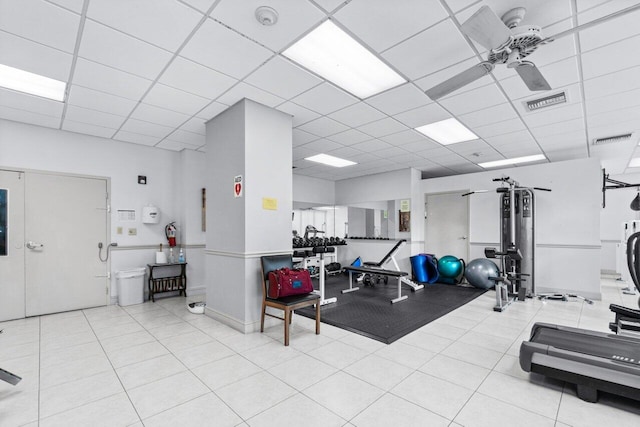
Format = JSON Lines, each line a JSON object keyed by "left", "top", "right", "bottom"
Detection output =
{"left": 255, "top": 6, "right": 278, "bottom": 26}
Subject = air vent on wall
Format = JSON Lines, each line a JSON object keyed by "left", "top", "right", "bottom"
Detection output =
{"left": 593, "top": 133, "right": 633, "bottom": 146}
{"left": 525, "top": 91, "right": 567, "bottom": 111}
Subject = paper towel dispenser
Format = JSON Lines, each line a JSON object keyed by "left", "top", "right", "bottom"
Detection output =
{"left": 142, "top": 205, "right": 160, "bottom": 224}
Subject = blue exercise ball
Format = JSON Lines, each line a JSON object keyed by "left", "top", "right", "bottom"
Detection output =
{"left": 465, "top": 258, "right": 499, "bottom": 289}
{"left": 438, "top": 255, "right": 464, "bottom": 279}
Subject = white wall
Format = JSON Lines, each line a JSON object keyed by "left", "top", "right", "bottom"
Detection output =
{"left": 0, "top": 119, "right": 206, "bottom": 299}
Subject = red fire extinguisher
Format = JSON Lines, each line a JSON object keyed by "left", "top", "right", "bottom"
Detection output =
{"left": 165, "top": 222, "right": 177, "bottom": 247}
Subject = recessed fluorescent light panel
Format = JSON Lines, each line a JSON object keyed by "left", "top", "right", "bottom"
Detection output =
{"left": 305, "top": 153, "right": 357, "bottom": 168}
{"left": 415, "top": 118, "right": 478, "bottom": 145}
{"left": 0, "top": 64, "right": 66, "bottom": 101}
{"left": 282, "top": 20, "right": 406, "bottom": 99}
{"left": 478, "top": 154, "right": 547, "bottom": 168}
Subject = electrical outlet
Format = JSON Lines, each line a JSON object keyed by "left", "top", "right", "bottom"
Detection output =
{"left": 117, "top": 227, "right": 123, "bottom": 235}
{"left": 128, "top": 228, "right": 137, "bottom": 236}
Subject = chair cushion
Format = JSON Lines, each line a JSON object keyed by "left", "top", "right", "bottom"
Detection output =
{"left": 266, "top": 292, "right": 320, "bottom": 306}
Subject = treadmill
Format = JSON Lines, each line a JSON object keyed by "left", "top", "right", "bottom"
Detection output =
{"left": 520, "top": 232, "right": 640, "bottom": 403}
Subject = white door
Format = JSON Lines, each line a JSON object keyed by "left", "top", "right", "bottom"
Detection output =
{"left": 0, "top": 170, "right": 26, "bottom": 321}
{"left": 425, "top": 191, "right": 469, "bottom": 260}
{"left": 25, "top": 172, "right": 108, "bottom": 316}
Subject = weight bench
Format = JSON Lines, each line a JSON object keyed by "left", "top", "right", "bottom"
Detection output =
{"left": 360, "top": 239, "right": 424, "bottom": 293}
{"left": 342, "top": 265, "right": 411, "bottom": 304}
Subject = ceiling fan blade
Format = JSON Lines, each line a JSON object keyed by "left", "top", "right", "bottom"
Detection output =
{"left": 544, "top": 3, "right": 640, "bottom": 42}
{"left": 461, "top": 6, "right": 512, "bottom": 51}
{"left": 426, "top": 62, "right": 494, "bottom": 100}
{"left": 514, "top": 61, "right": 551, "bottom": 91}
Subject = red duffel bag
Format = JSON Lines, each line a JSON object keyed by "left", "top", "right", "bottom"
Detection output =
{"left": 268, "top": 268, "right": 314, "bottom": 298}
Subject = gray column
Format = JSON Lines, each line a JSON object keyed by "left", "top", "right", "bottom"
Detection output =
{"left": 204, "top": 99, "right": 292, "bottom": 332}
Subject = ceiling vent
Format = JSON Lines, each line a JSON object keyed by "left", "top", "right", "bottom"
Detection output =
{"left": 593, "top": 133, "right": 633, "bottom": 146}
{"left": 525, "top": 91, "right": 567, "bottom": 111}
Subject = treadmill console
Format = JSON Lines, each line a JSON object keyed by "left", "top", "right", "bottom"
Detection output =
{"left": 612, "top": 354, "right": 640, "bottom": 366}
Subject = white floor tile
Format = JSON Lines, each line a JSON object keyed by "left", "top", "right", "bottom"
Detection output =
{"left": 142, "top": 392, "right": 242, "bottom": 427}
{"left": 457, "top": 329, "right": 514, "bottom": 353}
{"left": 40, "top": 354, "right": 113, "bottom": 389}
{"left": 418, "top": 354, "right": 490, "bottom": 390}
{"left": 310, "top": 340, "right": 369, "bottom": 370}
{"left": 241, "top": 341, "right": 303, "bottom": 369}
{"left": 557, "top": 388, "right": 640, "bottom": 427}
{"left": 454, "top": 392, "right": 555, "bottom": 427}
{"left": 269, "top": 353, "right": 338, "bottom": 391}
{"left": 441, "top": 341, "right": 504, "bottom": 370}
{"left": 0, "top": 389, "right": 39, "bottom": 426}
{"left": 100, "top": 330, "right": 156, "bottom": 354}
{"left": 215, "top": 371, "right": 297, "bottom": 419}
{"left": 247, "top": 392, "right": 345, "bottom": 427}
{"left": 171, "top": 339, "right": 235, "bottom": 369}
{"left": 191, "top": 354, "right": 262, "bottom": 390}
{"left": 374, "top": 341, "right": 435, "bottom": 370}
{"left": 39, "top": 392, "right": 139, "bottom": 427}
{"left": 147, "top": 321, "right": 198, "bottom": 340}
{"left": 303, "top": 371, "right": 384, "bottom": 420}
{"left": 351, "top": 393, "right": 449, "bottom": 427}
{"left": 391, "top": 371, "right": 473, "bottom": 420}
{"left": 339, "top": 333, "right": 387, "bottom": 353}
{"left": 398, "top": 330, "right": 454, "bottom": 353}
{"left": 127, "top": 371, "right": 209, "bottom": 419}
{"left": 116, "top": 353, "right": 187, "bottom": 389}
{"left": 343, "top": 353, "right": 413, "bottom": 391}
{"left": 217, "top": 331, "right": 275, "bottom": 353}
{"left": 107, "top": 340, "right": 169, "bottom": 368}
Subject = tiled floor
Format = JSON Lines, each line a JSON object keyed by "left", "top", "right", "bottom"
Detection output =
{"left": 1, "top": 277, "right": 639, "bottom": 426}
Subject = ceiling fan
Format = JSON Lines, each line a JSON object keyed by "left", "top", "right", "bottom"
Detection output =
{"left": 426, "top": 3, "right": 640, "bottom": 100}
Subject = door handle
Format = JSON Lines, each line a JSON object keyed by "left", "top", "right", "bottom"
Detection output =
{"left": 26, "top": 241, "right": 44, "bottom": 249}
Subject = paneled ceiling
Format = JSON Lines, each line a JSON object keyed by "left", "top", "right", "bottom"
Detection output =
{"left": 2, "top": 0, "right": 640, "bottom": 180}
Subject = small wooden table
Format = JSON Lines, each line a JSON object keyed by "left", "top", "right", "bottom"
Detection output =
{"left": 147, "top": 262, "right": 187, "bottom": 302}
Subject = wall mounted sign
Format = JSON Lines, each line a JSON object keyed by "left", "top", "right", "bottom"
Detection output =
{"left": 400, "top": 199, "right": 411, "bottom": 212}
{"left": 234, "top": 175, "right": 243, "bottom": 198}
{"left": 262, "top": 197, "right": 277, "bottom": 210}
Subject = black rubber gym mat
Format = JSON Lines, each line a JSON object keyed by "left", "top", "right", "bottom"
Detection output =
{"left": 296, "top": 275, "right": 487, "bottom": 344}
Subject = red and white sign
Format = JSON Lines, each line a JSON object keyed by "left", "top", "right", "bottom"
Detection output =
{"left": 234, "top": 175, "right": 243, "bottom": 198}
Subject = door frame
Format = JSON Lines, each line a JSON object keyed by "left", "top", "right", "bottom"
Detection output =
{"left": 424, "top": 190, "right": 470, "bottom": 261}
{"left": 1, "top": 166, "right": 112, "bottom": 311}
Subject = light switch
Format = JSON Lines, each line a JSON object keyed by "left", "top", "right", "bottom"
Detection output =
{"left": 128, "top": 228, "right": 137, "bottom": 236}
{"left": 117, "top": 227, "right": 123, "bottom": 235}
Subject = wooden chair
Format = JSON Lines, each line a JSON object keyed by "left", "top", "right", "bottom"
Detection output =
{"left": 260, "top": 254, "right": 320, "bottom": 346}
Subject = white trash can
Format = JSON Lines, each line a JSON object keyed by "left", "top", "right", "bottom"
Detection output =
{"left": 116, "top": 268, "right": 146, "bottom": 306}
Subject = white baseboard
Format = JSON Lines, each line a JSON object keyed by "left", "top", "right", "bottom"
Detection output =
{"left": 204, "top": 306, "right": 260, "bottom": 334}
{"left": 187, "top": 285, "right": 206, "bottom": 296}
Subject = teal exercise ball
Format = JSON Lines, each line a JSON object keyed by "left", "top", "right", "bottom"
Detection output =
{"left": 465, "top": 258, "right": 499, "bottom": 289}
{"left": 438, "top": 255, "right": 464, "bottom": 279}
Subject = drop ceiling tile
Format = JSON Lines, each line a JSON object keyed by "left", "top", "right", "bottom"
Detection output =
{"left": 0, "top": 105, "right": 61, "bottom": 129}
{"left": 216, "top": 82, "right": 285, "bottom": 108}
{"left": 155, "top": 139, "right": 184, "bottom": 151}
{"left": 164, "top": 129, "right": 205, "bottom": 146}
{"left": 67, "top": 85, "right": 137, "bottom": 117}
{"left": 380, "top": 129, "right": 428, "bottom": 145}
{"left": 415, "top": 57, "right": 495, "bottom": 99}
{"left": 0, "top": 0, "right": 80, "bottom": 52}
{"left": 79, "top": 20, "right": 172, "bottom": 80}
{"left": 244, "top": 56, "right": 322, "bottom": 100}
{"left": 276, "top": 102, "right": 321, "bottom": 127}
{"left": 197, "top": 102, "right": 229, "bottom": 121}
{"left": 334, "top": 0, "right": 448, "bottom": 52}
{"left": 327, "top": 146, "right": 361, "bottom": 160}
{"left": 47, "top": 0, "right": 83, "bottom": 12}
{"left": 301, "top": 138, "right": 344, "bottom": 153}
{"left": 471, "top": 117, "right": 527, "bottom": 139}
{"left": 582, "top": 34, "right": 640, "bottom": 80}
{"left": 586, "top": 87, "right": 640, "bottom": 116}
{"left": 583, "top": 65, "right": 640, "bottom": 101}
{"left": 160, "top": 57, "right": 237, "bottom": 100}
{"left": 578, "top": 1, "right": 640, "bottom": 52}
{"left": 297, "top": 116, "right": 349, "bottom": 137}
{"left": 365, "top": 83, "right": 432, "bottom": 116}
{"left": 350, "top": 139, "right": 393, "bottom": 152}
{"left": 589, "top": 107, "right": 640, "bottom": 128}
{"left": 293, "top": 146, "right": 317, "bottom": 160}
{"left": 546, "top": 146, "right": 589, "bottom": 162}
{"left": 0, "top": 88, "right": 64, "bottom": 117}
{"left": 119, "top": 118, "right": 174, "bottom": 138}
{"left": 457, "top": 1, "right": 572, "bottom": 31}
{"left": 443, "top": 0, "right": 479, "bottom": 13}
{"left": 458, "top": 103, "right": 518, "bottom": 128}
{"left": 439, "top": 83, "right": 508, "bottom": 116}
{"left": 484, "top": 129, "right": 536, "bottom": 147}
{"left": 87, "top": 0, "right": 203, "bottom": 51}
{"left": 143, "top": 83, "right": 211, "bottom": 116}
{"left": 326, "top": 129, "right": 372, "bottom": 145}
{"left": 393, "top": 103, "right": 450, "bottom": 128}
{"left": 211, "top": 0, "right": 324, "bottom": 51}
{"left": 292, "top": 128, "right": 318, "bottom": 146}
{"left": 447, "top": 139, "right": 497, "bottom": 155}
{"left": 576, "top": 0, "right": 611, "bottom": 13}
{"left": 536, "top": 130, "right": 587, "bottom": 148}
{"left": 346, "top": 152, "right": 381, "bottom": 163}
{"left": 180, "top": 0, "right": 217, "bottom": 13}
{"left": 530, "top": 117, "right": 585, "bottom": 138}
{"left": 400, "top": 139, "right": 442, "bottom": 152}
{"left": 499, "top": 57, "right": 580, "bottom": 101}
{"left": 73, "top": 58, "right": 152, "bottom": 100}
{"left": 374, "top": 146, "right": 409, "bottom": 158}
{"left": 181, "top": 18, "right": 273, "bottom": 79}
{"left": 180, "top": 117, "right": 206, "bottom": 135}
{"left": 290, "top": 83, "right": 358, "bottom": 115}
{"left": 64, "top": 104, "right": 127, "bottom": 129}
{"left": 62, "top": 119, "right": 116, "bottom": 139}
{"left": 0, "top": 31, "right": 72, "bottom": 81}
{"left": 113, "top": 130, "right": 160, "bottom": 146}
{"left": 130, "top": 103, "right": 191, "bottom": 128}
{"left": 358, "top": 117, "right": 408, "bottom": 137}
{"left": 522, "top": 102, "right": 584, "bottom": 128}
{"left": 382, "top": 18, "right": 475, "bottom": 79}
{"left": 328, "top": 102, "right": 387, "bottom": 127}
